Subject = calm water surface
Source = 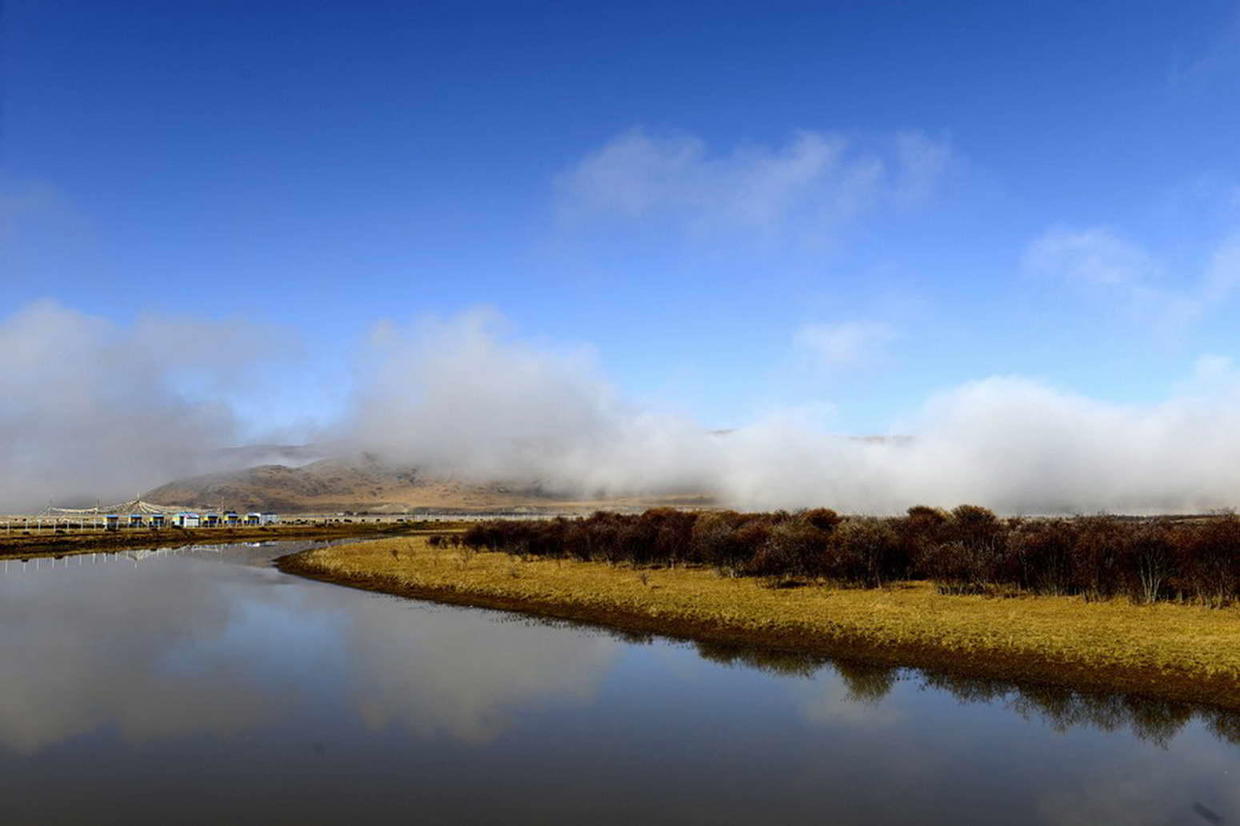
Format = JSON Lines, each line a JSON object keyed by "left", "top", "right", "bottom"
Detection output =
{"left": 1, "top": 541, "right": 1236, "bottom": 825}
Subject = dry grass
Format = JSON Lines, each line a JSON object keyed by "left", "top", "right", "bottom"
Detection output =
{"left": 281, "top": 535, "right": 1240, "bottom": 709}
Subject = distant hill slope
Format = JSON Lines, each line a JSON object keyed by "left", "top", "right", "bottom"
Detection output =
{"left": 142, "top": 457, "right": 713, "bottom": 514}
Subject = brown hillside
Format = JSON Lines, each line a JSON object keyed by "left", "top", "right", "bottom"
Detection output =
{"left": 142, "top": 457, "right": 714, "bottom": 514}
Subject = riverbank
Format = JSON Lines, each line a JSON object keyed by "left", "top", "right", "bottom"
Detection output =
{"left": 279, "top": 535, "right": 1240, "bottom": 710}
{"left": 0, "top": 521, "right": 456, "bottom": 559}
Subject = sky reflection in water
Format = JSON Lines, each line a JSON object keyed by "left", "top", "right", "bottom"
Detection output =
{"left": 0, "top": 542, "right": 1235, "bottom": 825}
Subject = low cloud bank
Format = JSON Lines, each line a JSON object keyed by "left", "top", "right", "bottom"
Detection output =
{"left": 0, "top": 301, "right": 278, "bottom": 510}
{"left": 347, "top": 313, "right": 1240, "bottom": 515}
{"left": 6, "top": 301, "right": 1240, "bottom": 514}
{"left": 346, "top": 310, "right": 718, "bottom": 497}
{"left": 717, "top": 373, "right": 1240, "bottom": 514}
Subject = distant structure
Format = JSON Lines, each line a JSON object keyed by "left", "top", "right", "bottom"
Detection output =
{"left": 34, "top": 498, "right": 283, "bottom": 531}
{"left": 175, "top": 512, "right": 201, "bottom": 528}
{"left": 43, "top": 499, "right": 186, "bottom": 517}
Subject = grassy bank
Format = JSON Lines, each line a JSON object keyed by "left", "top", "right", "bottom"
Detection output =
{"left": 0, "top": 521, "right": 455, "bottom": 559}
{"left": 279, "top": 535, "right": 1240, "bottom": 710}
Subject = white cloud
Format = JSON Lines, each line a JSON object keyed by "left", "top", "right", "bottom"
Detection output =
{"left": 345, "top": 310, "right": 1240, "bottom": 515}
{"left": 892, "top": 132, "right": 952, "bottom": 205}
{"left": 795, "top": 320, "right": 896, "bottom": 368}
{"left": 1201, "top": 235, "right": 1240, "bottom": 302}
{"left": 1023, "top": 227, "right": 1158, "bottom": 286}
{"left": 12, "top": 300, "right": 1240, "bottom": 516}
{"left": 0, "top": 300, "right": 283, "bottom": 510}
{"left": 1023, "top": 226, "right": 1240, "bottom": 332}
{"left": 1168, "top": 5, "right": 1240, "bottom": 92}
{"left": 345, "top": 309, "right": 715, "bottom": 496}
{"left": 343, "top": 596, "right": 617, "bottom": 743}
{"left": 0, "top": 554, "right": 273, "bottom": 753}
{"left": 556, "top": 128, "right": 950, "bottom": 239}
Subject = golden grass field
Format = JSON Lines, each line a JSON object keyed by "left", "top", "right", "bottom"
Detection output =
{"left": 280, "top": 535, "right": 1240, "bottom": 710}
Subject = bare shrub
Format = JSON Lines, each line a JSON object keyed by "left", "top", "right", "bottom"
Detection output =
{"left": 448, "top": 507, "right": 1240, "bottom": 606}
{"left": 917, "top": 505, "right": 1003, "bottom": 594}
{"left": 1006, "top": 519, "right": 1074, "bottom": 596}
{"left": 1122, "top": 519, "right": 1175, "bottom": 604}
{"left": 829, "top": 517, "right": 903, "bottom": 588}
{"left": 1072, "top": 516, "right": 1126, "bottom": 602}
{"left": 745, "top": 518, "right": 827, "bottom": 582}
{"left": 1175, "top": 516, "right": 1240, "bottom": 607}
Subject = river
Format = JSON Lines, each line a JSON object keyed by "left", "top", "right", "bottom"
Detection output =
{"left": 1, "top": 540, "right": 1236, "bottom": 825}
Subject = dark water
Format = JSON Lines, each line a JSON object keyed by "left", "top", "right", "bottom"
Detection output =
{"left": 1, "top": 542, "right": 1236, "bottom": 826}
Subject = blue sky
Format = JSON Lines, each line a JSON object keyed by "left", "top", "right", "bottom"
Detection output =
{"left": 5, "top": 0, "right": 1240, "bottom": 442}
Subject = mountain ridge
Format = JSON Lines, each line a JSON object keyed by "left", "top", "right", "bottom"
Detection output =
{"left": 143, "top": 456, "right": 714, "bottom": 514}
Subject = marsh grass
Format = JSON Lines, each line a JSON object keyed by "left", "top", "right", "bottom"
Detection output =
{"left": 283, "top": 534, "right": 1240, "bottom": 710}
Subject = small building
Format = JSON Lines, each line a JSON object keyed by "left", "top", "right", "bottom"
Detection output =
{"left": 202, "top": 513, "right": 220, "bottom": 527}
{"left": 105, "top": 514, "right": 120, "bottom": 532}
{"left": 224, "top": 511, "right": 240, "bottom": 527}
{"left": 244, "top": 512, "right": 262, "bottom": 526}
{"left": 175, "top": 512, "right": 201, "bottom": 528}
{"left": 150, "top": 514, "right": 166, "bottom": 528}
{"left": 259, "top": 512, "right": 280, "bottom": 526}
{"left": 128, "top": 514, "right": 145, "bottom": 529}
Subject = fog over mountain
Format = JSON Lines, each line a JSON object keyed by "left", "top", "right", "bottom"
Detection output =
{"left": 0, "top": 302, "right": 267, "bottom": 510}
{"left": 5, "top": 301, "right": 1240, "bottom": 515}
{"left": 343, "top": 311, "right": 1240, "bottom": 515}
